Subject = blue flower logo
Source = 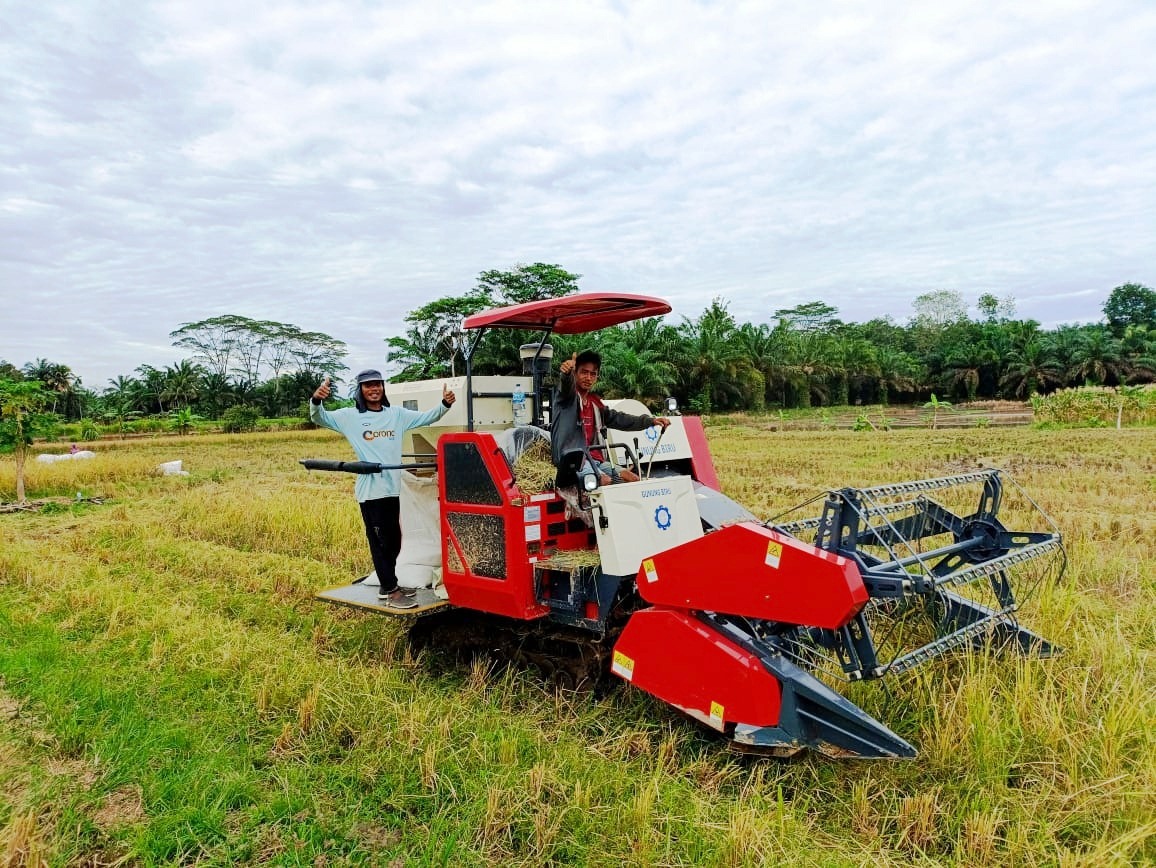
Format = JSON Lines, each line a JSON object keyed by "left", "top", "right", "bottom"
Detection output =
{"left": 654, "top": 505, "right": 672, "bottom": 531}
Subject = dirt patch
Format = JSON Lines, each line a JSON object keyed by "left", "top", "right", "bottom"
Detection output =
{"left": 46, "top": 757, "right": 99, "bottom": 790}
{"left": 91, "top": 786, "right": 146, "bottom": 831}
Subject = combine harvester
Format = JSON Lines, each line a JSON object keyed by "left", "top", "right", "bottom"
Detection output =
{"left": 304, "top": 293, "right": 1064, "bottom": 758}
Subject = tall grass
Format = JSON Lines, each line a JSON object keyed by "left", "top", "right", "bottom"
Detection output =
{"left": 1, "top": 425, "right": 1152, "bottom": 865}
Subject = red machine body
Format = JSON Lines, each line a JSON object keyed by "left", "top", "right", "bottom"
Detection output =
{"left": 436, "top": 431, "right": 597, "bottom": 619}
{"left": 634, "top": 523, "right": 868, "bottom": 630}
{"left": 612, "top": 608, "right": 782, "bottom": 732}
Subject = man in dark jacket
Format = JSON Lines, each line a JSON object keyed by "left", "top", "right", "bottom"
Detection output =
{"left": 550, "top": 350, "right": 669, "bottom": 486}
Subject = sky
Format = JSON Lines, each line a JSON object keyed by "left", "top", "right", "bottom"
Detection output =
{"left": 2, "top": 1, "right": 1154, "bottom": 389}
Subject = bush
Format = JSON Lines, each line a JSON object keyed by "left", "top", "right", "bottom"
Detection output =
{"left": 1031, "top": 385, "right": 1156, "bottom": 427}
{"left": 79, "top": 418, "right": 101, "bottom": 441}
{"left": 132, "top": 417, "right": 167, "bottom": 434}
{"left": 220, "top": 405, "right": 261, "bottom": 433}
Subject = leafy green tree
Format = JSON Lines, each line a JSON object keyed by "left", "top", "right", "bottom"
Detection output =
{"left": 99, "top": 375, "right": 145, "bottom": 434}
{"left": 476, "top": 263, "right": 581, "bottom": 305}
{"left": 1103, "top": 282, "right": 1156, "bottom": 336}
{"left": 977, "top": 293, "right": 1016, "bottom": 322}
{"left": 134, "top": 364, "right": 169, "bottom": 414}
{"left": 1119, "top": 325, "right": 1156, "bottom": 385}
{"left": 469, "top": 265, "right": 583, "bottom": 374}
{"left": 170, "top": 315, "right": 247, "bottom": 381}
{"left": 386, "top": 288, "right": 494, "bottom": 380}
{"left": 171, "top": 315, "right": 347, "bottom": 388}
{"left": 0, "top": 380, "right": 56, "bottom": 502}
{"left": 387, "top": 320, "right": 454, "bottom": 382}
{"left": 773, "top": 301, "right": 841, "bottom": 333}
{"left": 911, "top": 290, "right": 968, "bottom": 329}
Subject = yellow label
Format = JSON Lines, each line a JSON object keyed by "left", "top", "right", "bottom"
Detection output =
{"left": 709, "top": 701, "right": 725, "bottom": 729}
{"left": 642, "top": 557, "right": 658, "bottom": 583}
{"left": 765, "top": 540, "right": 783, "bottom": 569}
{"left": 611, "top": 650, "right": 635, "bottom": 681}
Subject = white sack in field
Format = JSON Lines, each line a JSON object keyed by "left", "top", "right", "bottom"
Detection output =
{"left": 36, "top": 451, "right": 96, "bottom": 463}
{"left": 156, "top": 460, "right": 189, "bottom": 476}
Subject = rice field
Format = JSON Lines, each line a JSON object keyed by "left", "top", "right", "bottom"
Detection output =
{"left": 0, "top": 423, "right": 1153, "bottom": 866}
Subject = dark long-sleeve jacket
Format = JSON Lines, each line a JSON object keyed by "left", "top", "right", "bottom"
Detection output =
{"left": 549, "top": 370, "right": 657, "bottom": 473}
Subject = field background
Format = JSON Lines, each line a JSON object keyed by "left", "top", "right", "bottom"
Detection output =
{"left": 1, "top": 424, "right": 1153, "bottom": 866}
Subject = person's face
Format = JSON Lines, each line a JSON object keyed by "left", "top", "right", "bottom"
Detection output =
{"left": 360, "top": 381, "right": 385, "bottom": 403}
{"left": 575, "top": 363, "right": 599, "bottom": 392}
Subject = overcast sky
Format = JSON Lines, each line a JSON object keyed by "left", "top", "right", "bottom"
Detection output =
{"left": 2, "top": 1, "right": 1154, "bottom": 389}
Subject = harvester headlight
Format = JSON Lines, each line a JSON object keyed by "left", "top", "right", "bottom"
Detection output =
{"left": 665, "top": 396, "right": 679, "bottom": 415}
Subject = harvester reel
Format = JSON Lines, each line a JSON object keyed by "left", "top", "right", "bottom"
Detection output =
{"left": 770, "top": 468, "right": 1064, "bottom": 685}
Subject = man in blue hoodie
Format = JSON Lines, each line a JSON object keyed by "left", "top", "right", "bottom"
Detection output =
{"left": 310, "top": 369, "right": 455, "bottom": 609}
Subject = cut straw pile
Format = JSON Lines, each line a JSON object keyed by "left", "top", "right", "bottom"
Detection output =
{"left": 539, "top": 548, "right": 602, "bottom": 569}
{"left": 512, "top": 437, "right": 556, "bottom": 492}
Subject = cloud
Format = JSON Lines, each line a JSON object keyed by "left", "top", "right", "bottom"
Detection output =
{"left": 1, "top": 0, "right": 1153, "bottom": 385}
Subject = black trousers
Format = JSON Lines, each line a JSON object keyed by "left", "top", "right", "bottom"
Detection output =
{"left": 359, "top": 496, "right": 401, "bottom": 593}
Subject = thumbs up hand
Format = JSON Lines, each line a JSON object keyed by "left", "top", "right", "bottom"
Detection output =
{"left": 313, "top": 376, "right": 332, "bottom": 401}
{"left": 560, "top": 352, "right": 578, "bottom": 376}
{"left": 441, "top": 382, "right": 456, "bottom": 406}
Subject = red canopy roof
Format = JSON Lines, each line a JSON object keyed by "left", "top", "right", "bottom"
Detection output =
{"left": 463, "top": 293, "right": 672, "bottom": 335}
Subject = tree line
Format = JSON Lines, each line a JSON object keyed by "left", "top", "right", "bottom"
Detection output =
{"left": 2, "top": 270, "right": 1154, "bottom": 430}
{"left": 386, "top": 270, "right": 1156, "bottom": 413}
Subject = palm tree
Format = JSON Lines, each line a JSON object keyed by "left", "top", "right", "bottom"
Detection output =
{"left": 22, "top": 358, "right": 77, "bottom": 416}
{"left": 999, "top": 340, "right": 1064, "bottom": 399}
{"left": 386, "top": 320, "right": 452, "bottom": 382}
{"left": 1067, "top": 328, "right": 1129, "bottom": 386}
{"left": 596, "top": 343, "right": 676, "bottom": 405}
{"left": 674, "top": 299, "right": 754, "bottom": 412}
{"left": 1119, "top": 325, "right": 1156, "bottom": 384}
{"left": 162, "top": 360, "right": 205, "bottom": 409}
{"left": 874, "top": 347, "right": 922, "bottom": 405}
{"left": 941, "top": 340, "right": 998, "bottom": 402}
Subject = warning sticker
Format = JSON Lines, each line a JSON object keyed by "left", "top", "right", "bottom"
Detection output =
{"left": 525, "top": 524, "right": 542, "bottom": 542}
{"left": 524, "top": 505, "right": 541, "bottom": 523}
{"left": 611, "top": 650, "right": 635, "bottom": 681}
{"left": 765, "top": 540, "right": 783, "bottom": 569}
{"left": 642, "top": 557, "right": 658, "bottom": 584}
{"left": 709, "top": 701, "right": 725, "bottom": 731}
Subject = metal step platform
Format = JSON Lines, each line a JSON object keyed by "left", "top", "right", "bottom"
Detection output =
{"left": 315, "top": 580, "right": 452, "bottom": 616}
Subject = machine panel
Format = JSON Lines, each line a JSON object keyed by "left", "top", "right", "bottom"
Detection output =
{"left": 589, "top": 476, "right": 703, "bottom": 576}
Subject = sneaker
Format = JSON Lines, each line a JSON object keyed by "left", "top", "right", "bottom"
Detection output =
{"left": 377, "top": 585, "right": 416, "bottom": 599}
{"left": 380, "top": 588, "right": 419, "bottom": 609}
